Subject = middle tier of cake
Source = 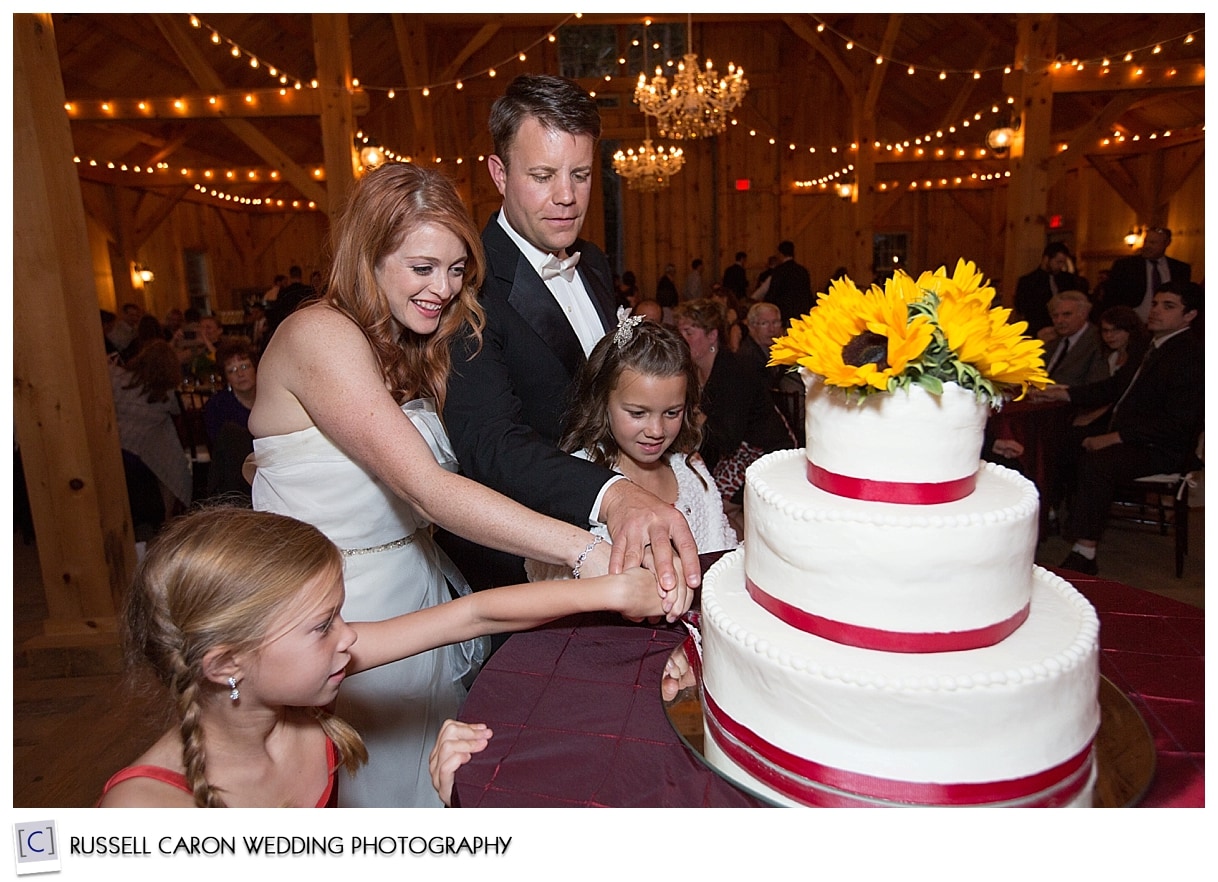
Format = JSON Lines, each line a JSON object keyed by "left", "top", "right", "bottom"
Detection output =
{"left": 744, "top": 449, "right": 1039, "bottom": 650}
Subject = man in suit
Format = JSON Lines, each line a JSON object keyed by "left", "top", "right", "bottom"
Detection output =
{"left": 265, "top": 265, "right": 315, "bottom": 339}
{"left": 721, "top": 251, "right": 748, "bottom": 301}
{"left": 764, "top": 240, "right": 813, "bottom": 323}
{"left": 1042, "top": 290, "right": 1109, "bottom": 388}
{"left": 1101, "top": 227, "right": 1191, "bottom": 321}
{"left": 442, "top": 74, "right": 699, "bottom": 599}
{"left": 1013, "top": 242, "right": 1087, "bottom": 337}
{"left": 1047, "top": 281, "right": 1204, "bottom": 575}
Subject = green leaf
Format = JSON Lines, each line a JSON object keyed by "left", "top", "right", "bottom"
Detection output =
{"left": 918, "top": 374, "right": 944, "bottom": 395}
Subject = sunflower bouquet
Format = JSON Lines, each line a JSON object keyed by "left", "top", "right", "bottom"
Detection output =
{"left": 768, "top": 259, "right": 1051, "bottom": 407}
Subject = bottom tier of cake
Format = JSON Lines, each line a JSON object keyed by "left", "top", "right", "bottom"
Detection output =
{"left": 700, "top": 550, "right": 1101, "bottom": 807}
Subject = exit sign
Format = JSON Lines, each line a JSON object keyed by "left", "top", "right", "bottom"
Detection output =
{"left": 735, "top": 179, "right": 750, "bottom": 191}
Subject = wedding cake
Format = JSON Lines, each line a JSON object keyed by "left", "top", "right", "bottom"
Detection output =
{"left": 697, "top": 263, "right": 1101, "bottom": 807}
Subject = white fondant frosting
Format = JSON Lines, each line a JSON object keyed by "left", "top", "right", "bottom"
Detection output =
{"left": 701, "top": 551, "right": 1100, "bottom": 803}
{"left": 744, "top": 450, "right": 1038, "bottom": 636}
{"left": 803, "top": 373, "right": 989, "bottom": 484}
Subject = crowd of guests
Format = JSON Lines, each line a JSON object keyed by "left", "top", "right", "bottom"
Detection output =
{"left": 101, "top": 261, "right": 326, "bottom": 536}
{"left": 1005, "top": 233, "right": 1202, "bottom": 576}
{"left": 92, "top": 71, "right": 1200, "bottom": 811}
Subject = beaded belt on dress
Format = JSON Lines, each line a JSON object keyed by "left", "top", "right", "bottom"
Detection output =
{"left": 339, "top": 534, "right": 415, "bottom": 557}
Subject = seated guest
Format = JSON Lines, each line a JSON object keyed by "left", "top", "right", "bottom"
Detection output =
{"left": 1040, "top": 290, "right": 1109, "bottom": 388}
{"left": 1037, "top": 282, "right": 1203, "bottom": 575}
{"left": 203, "top": 338, "right": 257, "bottom": 446}
{"left": 110, "top": 340, "right": 192, "bottom": 519}
{"left": 203, "top": 337, "right": 258, "bottom": 500}
{"left": 121, "top": 314, "right": 167, "bottom": 364}
{"left": 632, "top": 298, "right": 664, "bottom": 323}
{"left": 1098, "top": 305, "right": 1152, "bottom": 377}
{"left": 737, "top": 301, "right": 787, "bottom": 388}
{"left": 1071, "top": 305, "right": 1152, "bottom": 431}
{"left": 673, "top": 299, "right": 794, "bottom": 513}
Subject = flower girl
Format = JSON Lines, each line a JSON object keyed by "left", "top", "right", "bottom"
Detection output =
{"left": 99, "top": 506, "right": 670, "bottom": 807}
{"left": 527, "top": 311, "right": 738, "bottom": 581}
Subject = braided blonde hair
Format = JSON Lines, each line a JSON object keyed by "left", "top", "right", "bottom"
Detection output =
{"left": 125, "top": 507, "right": 368, "bottom": 807}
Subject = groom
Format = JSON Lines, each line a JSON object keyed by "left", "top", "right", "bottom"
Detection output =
{"left": 441, "top": 74, "right": 699, "bottom": 598}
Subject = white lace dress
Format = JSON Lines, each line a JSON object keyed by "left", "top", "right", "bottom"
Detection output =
{"left": 252, "top": 399, "right": 483, "bottom": 807}
{"left": 525, "top": 450, "right": 739, "bottom": 581}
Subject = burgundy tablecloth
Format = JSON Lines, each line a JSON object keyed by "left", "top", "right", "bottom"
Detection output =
{"left": 454, "top": 570, "right": 1203, "bottom": 808}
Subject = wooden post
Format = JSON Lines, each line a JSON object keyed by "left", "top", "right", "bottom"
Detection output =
{"left": 313, "top": 13, "right": 357, "bottom": 228}
{"left": 13, "top": 14, "right": 134, "bottom": 673}
{"left": 1000, "top": 14, "right": 1057, "bottom": 306}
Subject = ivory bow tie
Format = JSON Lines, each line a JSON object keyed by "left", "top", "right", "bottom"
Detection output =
{"left": 539, "top": 252, "right": 581, "bottom": 282}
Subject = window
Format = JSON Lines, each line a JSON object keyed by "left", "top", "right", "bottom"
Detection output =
{"left": 872, "top": 233, "right": 909, "bottom": 279}
{"left": 557, "top": 22, "right": 686, "bottom": 80}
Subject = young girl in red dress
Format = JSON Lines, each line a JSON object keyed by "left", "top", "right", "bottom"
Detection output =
{"left": 99, "top": 506, "right": 666, "bottom": 807}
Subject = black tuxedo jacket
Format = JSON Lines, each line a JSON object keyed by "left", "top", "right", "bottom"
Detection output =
{"left": 1069, "top": 328, "right": 1204, "bottom": 470}
{"left": 444, "top": 213, "right": 619, "bottom": 526}
{"left": 1101, "top": 255, "right": 1191, "bottom": 311}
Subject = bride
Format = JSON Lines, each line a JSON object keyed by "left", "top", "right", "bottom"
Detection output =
{"left": 249, "top": 163, "right": 688, "bottom": 807}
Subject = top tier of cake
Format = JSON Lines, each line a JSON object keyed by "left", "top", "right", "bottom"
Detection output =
{"left": 803, "top": 374, "right": 988, "bottom": 503}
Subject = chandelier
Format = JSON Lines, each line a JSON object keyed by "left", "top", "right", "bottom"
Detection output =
{"left": 633, "top": 15, "right": 747, "bottom": 140}
{"left": 615, "top": 20, "right": 685, "bottom": 191}
{"left": 613, "top": 116, "right": 685, "bottom": 191}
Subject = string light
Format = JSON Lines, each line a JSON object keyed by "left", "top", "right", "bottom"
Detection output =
{"left": 190, "top": 15, "right": 309, "bottom": 91}
{"left": 71, "top": 15, "right": 1202, "bottom": 210}
{"left": 808, "top": 14, "right": 1203, "bottom": 80}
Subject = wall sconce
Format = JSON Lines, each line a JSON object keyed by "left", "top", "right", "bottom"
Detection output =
{"left": 836, "top": 182, "right": 854, "bottom": 200}
{"left": 985, "top": 112, "right": 1020, "bottom": 157}
{"left": 134, "top": 263, "right": 155, "bottom": 285}
{"left": 1123, "top": 227, "right": 1142, "bottom": 248}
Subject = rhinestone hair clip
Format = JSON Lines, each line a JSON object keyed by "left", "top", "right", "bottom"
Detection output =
{"left": 613, "top": 306, "right": 645, "bottom": 348}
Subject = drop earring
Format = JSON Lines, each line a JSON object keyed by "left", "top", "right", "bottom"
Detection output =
{"left": 228, "top": 676, "right": 240, "bottom": 702}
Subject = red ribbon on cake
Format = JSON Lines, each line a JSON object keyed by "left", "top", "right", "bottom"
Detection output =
{"left": 746, "top": 577, "right": 1030, "bottom": 652}
{"left": 807, "top": 461, "right": 976, "bottom": 504}
{"left": 703, "top": 690, "right": 1094, "bottom": 807}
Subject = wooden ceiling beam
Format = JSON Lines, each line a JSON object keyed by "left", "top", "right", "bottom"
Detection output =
{"left": 64, "top": 88, "right": 370, "bottom": 120}
{"left": 782, "top": 14, "right": 854, "bottom": 92}
{"left": 391, "top": 13, "right": 437, "bottom": 160}
{"left": 437, "top": 23, "right": 501, "bottom": 84}
{"left": 151, "top": 12, "right": 328, "bottom": 208}
{"left": 1048, "top": 62, "right": 1204, "bottom": 94}
{"left": 863, "top": 14, "right": 903, "bottom": 117}
{"left": 1046, "top": 91, "right": 1142, "bottom": 184}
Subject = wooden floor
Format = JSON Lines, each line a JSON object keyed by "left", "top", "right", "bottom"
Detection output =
{"left": 12, "top": 506, "right": 1205, "bottom": 808}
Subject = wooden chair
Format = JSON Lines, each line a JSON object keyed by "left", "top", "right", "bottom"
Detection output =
{"left": 771, "top": 386, "right": 805, "bottom": 446}
{"left": 174, "top": 390, "right": 212, "bottom": 501}
{"left": 1107, "top": 432, "right": 1203, "bottom": 579}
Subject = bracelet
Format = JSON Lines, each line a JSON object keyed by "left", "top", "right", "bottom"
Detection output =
{"left": 572, "top": 535, "right": 604, "bottom": 580}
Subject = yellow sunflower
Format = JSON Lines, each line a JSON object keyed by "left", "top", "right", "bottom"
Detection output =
{"left": 936, "top": 290, "right": 1051, "bottom": 398}
{"left": 770, "top": 275, "right": 933, "bottom": 392}
{"left": 917, "top": 259, "right": 996, "bottom": 309}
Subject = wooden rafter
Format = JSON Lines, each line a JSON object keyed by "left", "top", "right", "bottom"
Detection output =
{"left": 151, "top": 12, "right": 328, "bottom": 207}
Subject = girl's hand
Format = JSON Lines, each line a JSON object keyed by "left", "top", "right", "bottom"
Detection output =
{"left": 614, "top": 566, "right": 690, "bottom": 623}
{"left": 661, "top": 645, "right": 697, "bottom": 702}
{"left": 428, "top": 719, "right": 492, "bottom": 806}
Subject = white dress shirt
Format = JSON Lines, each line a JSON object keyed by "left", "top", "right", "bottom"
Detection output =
{"left": 497, "top": 211, "right": 605, "bottom": 356}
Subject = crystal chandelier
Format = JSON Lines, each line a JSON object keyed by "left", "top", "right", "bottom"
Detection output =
{"left": 613, "top": 116, "right": 685, "bottom": 191}
{"left": 633, "top": 15, "right": 747, "bottom": 140}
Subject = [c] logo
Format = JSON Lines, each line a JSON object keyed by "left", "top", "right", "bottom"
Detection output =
{"left": 12, "top": 820, "right": 61, "bottom": 875}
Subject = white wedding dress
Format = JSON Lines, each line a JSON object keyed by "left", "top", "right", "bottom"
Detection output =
{"left": 252, "top": 399, "right": 482, "bottom": 807}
